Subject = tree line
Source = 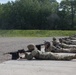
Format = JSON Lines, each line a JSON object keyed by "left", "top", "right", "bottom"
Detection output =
{"left": 0, "top": 0, "right": 76, "bottom": 30}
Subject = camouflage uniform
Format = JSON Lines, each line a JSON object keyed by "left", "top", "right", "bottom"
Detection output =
{"left": 26, "top": 49, "right": 76, "bottom": 60}
{"left": 53, "top": 48, "right": 76, "bottom": 53}
{"left": 69, "top": 36, "right": 76, "bottom": 40}
{"left": 50, "top": 39, "right": 76, "bottom": 53}
{"left": 59, "top": 38, "right": 76, "bottom": 48}
{"left": 52, "top": 37, "right": 62, "bottom": 49}
{"left": 44, "top": 41, "right": 58, "bottom": 52}
{"left": 44, "top": 44, "right": 76, "bottom": 53}
{"left": 59, "top": 38, "right": 76, "bottom": 45}
{"left": 59, "top": 42, "right": 76, "bottom": 48}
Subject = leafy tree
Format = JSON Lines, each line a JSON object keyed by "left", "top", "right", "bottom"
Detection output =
{"left": 58, "top": 0, "right": 76, "bottom": 29}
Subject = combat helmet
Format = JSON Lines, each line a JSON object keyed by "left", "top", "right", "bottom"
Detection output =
{"left": 53, "top": 37, "right": 56, "bottom": 41}
{"left": 27, "top": 44, "right": 35, "bottom": 52}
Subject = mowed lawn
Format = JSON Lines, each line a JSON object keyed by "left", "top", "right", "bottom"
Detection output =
{"left": 0, "top": 30, "right": 76, "bottom": 37}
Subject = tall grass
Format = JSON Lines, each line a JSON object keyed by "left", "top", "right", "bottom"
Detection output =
{"left": 0, "top": 30, "right": 76, "bottom": 37}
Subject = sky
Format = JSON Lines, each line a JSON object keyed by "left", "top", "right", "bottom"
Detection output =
{"left": 0, "top": 0, "right": 62, "bottom": 4}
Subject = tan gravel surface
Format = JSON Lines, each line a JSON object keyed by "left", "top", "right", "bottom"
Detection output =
{"left": 0, "top": 60, "right": 76, "bottom": 75}
{"left": 0, "top": 37, "right": 76, "bottom": 75}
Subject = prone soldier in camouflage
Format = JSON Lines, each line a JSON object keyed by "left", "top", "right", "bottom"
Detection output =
{"left": 52, "top": 37, "right": 62, "bottom": 49}
{"left": 59, "top": 38, "right": 76, "bottom": 48}
{"left": 68, "top": 34, "right": 76, "bottom": 40}
{"left": 64, "top": 34, "right": 76, "bottom": 40}
{"left": 59, "top": 37, "right": 76, "bottom": 45}
{"left": 45, "top": 39, "right": 76, "bottom": 53}
{"left": 52, "top": 37, "right": 76, "bottom": 48}
{"left": 25, "top": 44, "right": 76, "bottom": 60}
{"left": 3, "top": 43, "right": 44, "bottom": 60}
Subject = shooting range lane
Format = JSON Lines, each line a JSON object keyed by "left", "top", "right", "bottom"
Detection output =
{"left": 0, "top": 37, "right": 61, "bottom": 63}
{"left": 0, "top": 37, "right": 76, "bottom": 75}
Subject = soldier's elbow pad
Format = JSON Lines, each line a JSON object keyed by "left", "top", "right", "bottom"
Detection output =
{"left": 31, "top": 50, "right": 38, "bottom": 56}
{"left": 27, "top": 54, "right": 33, "bottom": 60}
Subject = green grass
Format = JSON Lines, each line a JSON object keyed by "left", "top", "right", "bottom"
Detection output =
{"left": 0, "top": 30, "right": 76, "bottom": 37}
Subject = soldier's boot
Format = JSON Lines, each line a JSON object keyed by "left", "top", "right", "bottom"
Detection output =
{"left": 70, "top": 48, "right": 76, "bottom": 53}
{"left": 62, "top": 54, "right": 76, "bottom": 60}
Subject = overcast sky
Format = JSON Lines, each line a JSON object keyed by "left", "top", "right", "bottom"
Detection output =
{"left": 0, "top": 0, "right": 15, "bottom": 3}
{"left": 0, "top": 0, "right": 62, "bottom": 4}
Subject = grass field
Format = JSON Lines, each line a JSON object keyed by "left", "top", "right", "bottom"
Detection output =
{"left": 0, "top": 30, "right": 76, "bottom": 37}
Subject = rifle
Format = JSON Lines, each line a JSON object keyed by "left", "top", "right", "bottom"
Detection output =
{"left": 3, "top": 49, "right": 26, "bottom": 60}
{"left": 3, "top": 44, "right": 44, "bottom": 60}
{"left": 35, "top": 44, "right": 44, "bottom": 50}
